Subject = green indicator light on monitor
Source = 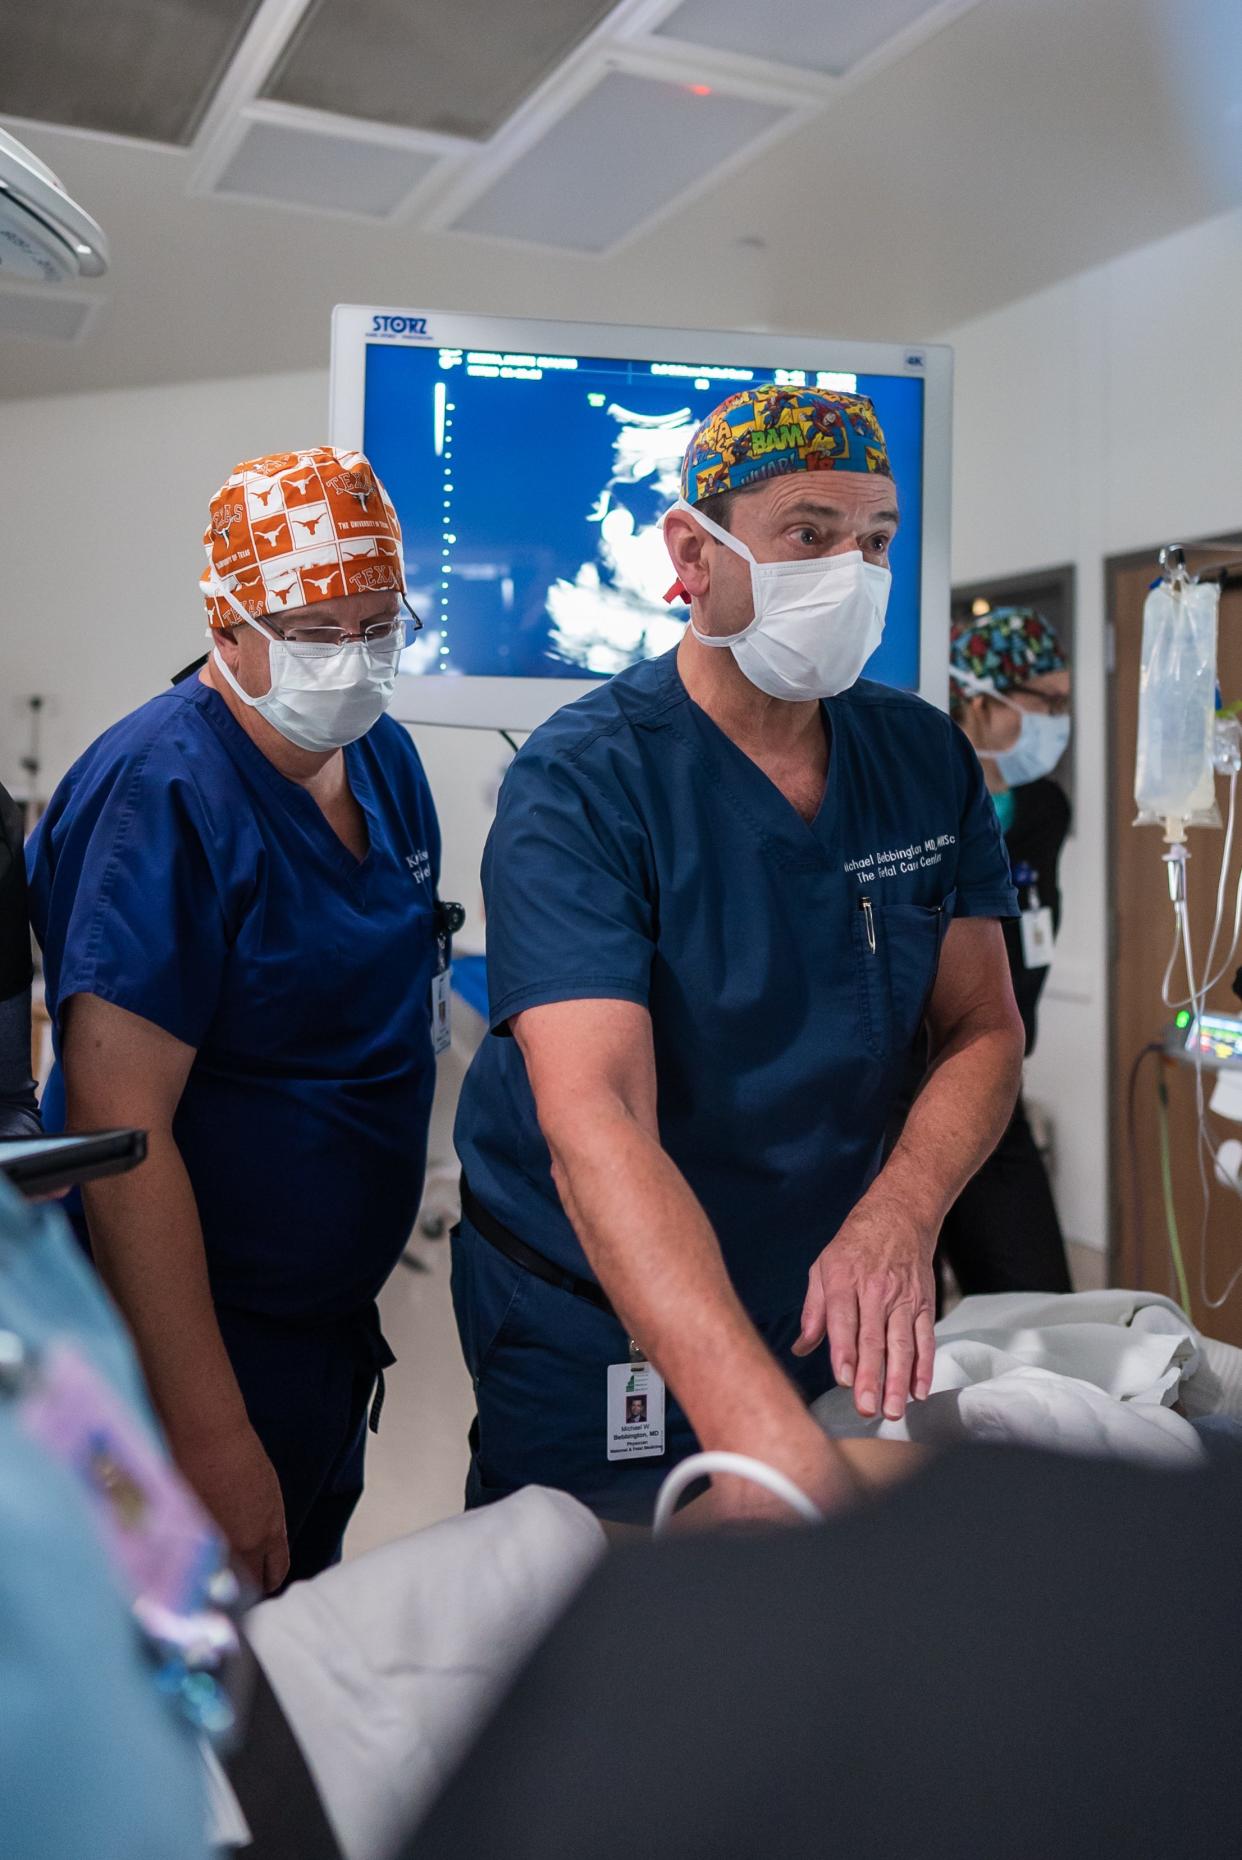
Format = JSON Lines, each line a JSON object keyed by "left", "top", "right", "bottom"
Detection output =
{"left": 1176, "top": 1011, "right": 1192, "bottom": 1029}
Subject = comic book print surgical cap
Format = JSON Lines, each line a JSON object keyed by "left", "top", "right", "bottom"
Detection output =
{"left": 679, "top": 384, "right": 890, "bottom": 505}
{"left": 201, "top": 446, "right": 404, "bottom": 630}
{"left": 951, "top": 606, "right": 1067, "bottom": 695}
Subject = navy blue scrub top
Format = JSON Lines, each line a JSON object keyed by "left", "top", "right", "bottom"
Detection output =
{"left": 456, "top": 650, "right": 1018, "bottom": 1323}
{"left": 27, "top": 679, "right": 440, "bottom": 1324}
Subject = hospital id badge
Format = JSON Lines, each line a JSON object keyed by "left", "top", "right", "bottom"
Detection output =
{"left": 1020, "top": 905, "right": 1055, "bottom": 970}
{"left": 431, "top": 966, "right": 452, "bottom": 1054}
{"left": 607, "top": 1357, "right": 666, "bottom": 1461}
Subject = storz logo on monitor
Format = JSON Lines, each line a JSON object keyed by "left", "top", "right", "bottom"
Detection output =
{"left": 371, "top": 313, "right": 428, "bottom": 339}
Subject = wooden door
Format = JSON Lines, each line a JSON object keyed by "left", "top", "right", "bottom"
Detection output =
{"left": 1109, "top": 545, "right": 1242, "bottom": 1347}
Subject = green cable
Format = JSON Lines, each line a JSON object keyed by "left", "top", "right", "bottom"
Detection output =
{"left": 1155, "top": 1072, "right": 1193, "bottom": 1318}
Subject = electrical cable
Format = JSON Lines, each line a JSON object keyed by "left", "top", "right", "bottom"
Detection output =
{"left": 1154, "top": 1064, "right": 1193, "bottom": 1318}
{"left": 652, "top": 1451, "right": 824, "bottom": 1535}
{"left": 1170, "top": 896, "right": 1242, "bottom": 1310}
{"left": 1125, "top": 1042, "right": 1164, "bottom": 1290}
{"left": 499, "top": 729, "right": 522, "bottom": 757}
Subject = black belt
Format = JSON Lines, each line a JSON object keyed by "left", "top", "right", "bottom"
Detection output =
{"left": 459, "top": 1177, "right": 617, "bottom": 1318}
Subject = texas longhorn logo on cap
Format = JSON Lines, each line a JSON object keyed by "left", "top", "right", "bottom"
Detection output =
{"left": 200, "top": 446, "right": 404, "bottom": 629}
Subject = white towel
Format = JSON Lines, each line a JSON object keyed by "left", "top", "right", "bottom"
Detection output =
{"left": 246, "top": 1486, "right": 605, "bottom": 1860}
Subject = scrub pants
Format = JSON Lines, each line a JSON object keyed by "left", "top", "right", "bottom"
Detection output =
{"left": 450, "top": 1213, "right": 833, "bottom": 1524}
{"left": 67, "top": 1208, "right": 389, "bottom": 1584}
{"left": 937, "top": 1095, "right": 1072, "bottom": 1300}
{"left": 216, "top": 1305, "right": 392, "bottom": 1586}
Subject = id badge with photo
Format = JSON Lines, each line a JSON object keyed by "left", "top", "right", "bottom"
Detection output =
{"left": 431, "top": 967, "right": 453, "bottom": 1055}
{"left": 1020, "top": 905, "right": 1055, "bottom": 970}
{"left": 607, "top": 1356, "right": 666, "bottom": 1462}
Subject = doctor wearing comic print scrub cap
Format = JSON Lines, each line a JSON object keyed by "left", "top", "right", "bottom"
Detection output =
{"left": 27, "top": 448, "right": 447, "bottom": 1589}
{"left": 452, "top": 385, "right": 1025, "bottom": 1527}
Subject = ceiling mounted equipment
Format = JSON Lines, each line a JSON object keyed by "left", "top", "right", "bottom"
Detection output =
{"left": 0, "top": 128, "right": 109, "bottom": 283}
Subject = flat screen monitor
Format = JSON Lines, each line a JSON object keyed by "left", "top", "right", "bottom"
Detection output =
{"left": 330, "top": 306, "right": 952, "bottom": 730}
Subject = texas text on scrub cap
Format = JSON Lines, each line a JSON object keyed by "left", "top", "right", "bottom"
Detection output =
{"left": 680, "top": 384, "right": 891, "bottom": 506}
{"left": 200, "top": 446, "right": 404, "bottom": 630}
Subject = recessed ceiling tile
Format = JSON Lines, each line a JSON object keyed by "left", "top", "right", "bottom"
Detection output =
{"left": 0, "top": 289, "right": 98, "bottom": 343}
{"left": 656, "top": 0, "right": 954, "bottom": 76}
{"left": 264, "top": 0, "right": 618, "bottom": 142}
{"left": 447, "top": 69, "right": 789, "bottom": 253}
{"left": 0, "top": 0, "right": 263, "bottom": 146}
{"left": 212, "top": 118, "right": 438, "bottom": 218}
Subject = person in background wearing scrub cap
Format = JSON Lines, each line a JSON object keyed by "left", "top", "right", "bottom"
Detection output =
{"left": 452, "top": 385, "right": 1025, "bottom": 1527}
{"left": 931, "top": 606, "right": 1074, "bottom": 1296}
{"left": 26, "top": 448, "right": 444, "bottom": 1588}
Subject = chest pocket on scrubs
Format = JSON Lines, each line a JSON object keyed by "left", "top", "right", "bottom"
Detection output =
{"left": 852, "top": 888, "right": 957, "bottom": 1059}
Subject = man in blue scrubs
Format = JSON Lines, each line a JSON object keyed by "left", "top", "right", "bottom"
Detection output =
{"left": 28, "top": 446, "right": 442, "bottom": 1586}
{"left": 454, "top": 387, "right": 1025, "bottom": 1525}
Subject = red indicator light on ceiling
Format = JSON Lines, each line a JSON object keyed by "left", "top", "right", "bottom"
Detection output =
{"left": 687, "top": 83, "right": 712, "bottom": 96}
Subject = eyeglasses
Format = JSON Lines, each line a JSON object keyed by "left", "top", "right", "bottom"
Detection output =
{"left": 268, "top": 595, "right": 422, "bottom": 650}
{"left": 1012, "top": 687, "right": 1071, "bottom": 718}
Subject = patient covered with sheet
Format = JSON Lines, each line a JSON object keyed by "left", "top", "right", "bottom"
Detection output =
{"left": 813, "top": 1287, "right": 1241, "bottom": 1466}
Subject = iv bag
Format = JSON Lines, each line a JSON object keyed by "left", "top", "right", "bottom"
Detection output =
{"left": 1134, "top": 578, "right": 1220, "bottom": 836}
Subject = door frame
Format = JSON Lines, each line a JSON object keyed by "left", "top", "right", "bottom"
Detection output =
{"left": 952, "top": 562, "right": 1076, "bottom": 810}
{"left": 1105, "top": 529, "right": 1242, "bottom": 1283}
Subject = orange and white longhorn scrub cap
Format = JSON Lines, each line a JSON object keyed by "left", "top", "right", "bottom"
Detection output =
{"left": 200, "top": 446, "right": 405, "bottom": 629}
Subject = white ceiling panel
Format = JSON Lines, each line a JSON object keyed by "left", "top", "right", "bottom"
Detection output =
{"left": 447, "top": 69, "right": 789, "bottom": 253}
{"left": 263, "top": 0, "right": 618, "bottom": 141}
{"left": 655, "top": 0, "right": 956, "bottom": 76}
{"left": 211, "top": 117, "right": 439, "bottom": 217}
{"left": 0, "top": 289, "right": 98, "bottom": 344}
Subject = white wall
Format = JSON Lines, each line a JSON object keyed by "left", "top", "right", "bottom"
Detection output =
{"left": 0, "top": 368, "right": 504, "bottom": 942}
{"left": 944, "top": 201, "right": 1242, "bottom": 1250}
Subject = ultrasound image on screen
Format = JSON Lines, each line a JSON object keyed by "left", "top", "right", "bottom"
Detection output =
{"left": 362, "top": 344, "right": 924, "bottom": 689}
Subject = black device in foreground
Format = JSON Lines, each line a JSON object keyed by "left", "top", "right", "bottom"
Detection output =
{"left": 0, "top": 1129, "right": 148, "bottom": 1197}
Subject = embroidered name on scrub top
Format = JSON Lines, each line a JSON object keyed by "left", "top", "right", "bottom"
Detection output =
{"left": 843, "top": 832, "right": 959, "bottom": 887}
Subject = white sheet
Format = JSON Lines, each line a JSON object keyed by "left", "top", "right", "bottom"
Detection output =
{"left": 245, "top": 1485, "right": 605, "bottom": 1860}
{"left": 812, "top": 1287, "right": 1208, "bottom": 1467}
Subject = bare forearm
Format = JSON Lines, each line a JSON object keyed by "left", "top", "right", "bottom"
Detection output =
{"left": 879, "top": 1017, "right": 1023, "bottom": 1232}
{"left": 548, "top": 1107, "right": 821, "bottom": 1464}
{"left": 80, "top": 1130, "right": 249, "bottom": 1449}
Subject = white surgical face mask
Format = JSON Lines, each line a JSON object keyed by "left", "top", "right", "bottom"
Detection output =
{"left": 208, "top": 583, "right": 401, "bottom": 753}
{"left": 952, "top": 671, "right": 1070, "bottom": 787}
{"left": 670, "top": 497, "right": 891, "bottom": 702}
{"left": 988, "top": 707, "right": 1070, "bottom": 787}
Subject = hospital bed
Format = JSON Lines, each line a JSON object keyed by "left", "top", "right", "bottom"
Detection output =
{"left": 250, "top": 1286, "right": 1242, "bottom": 1860}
